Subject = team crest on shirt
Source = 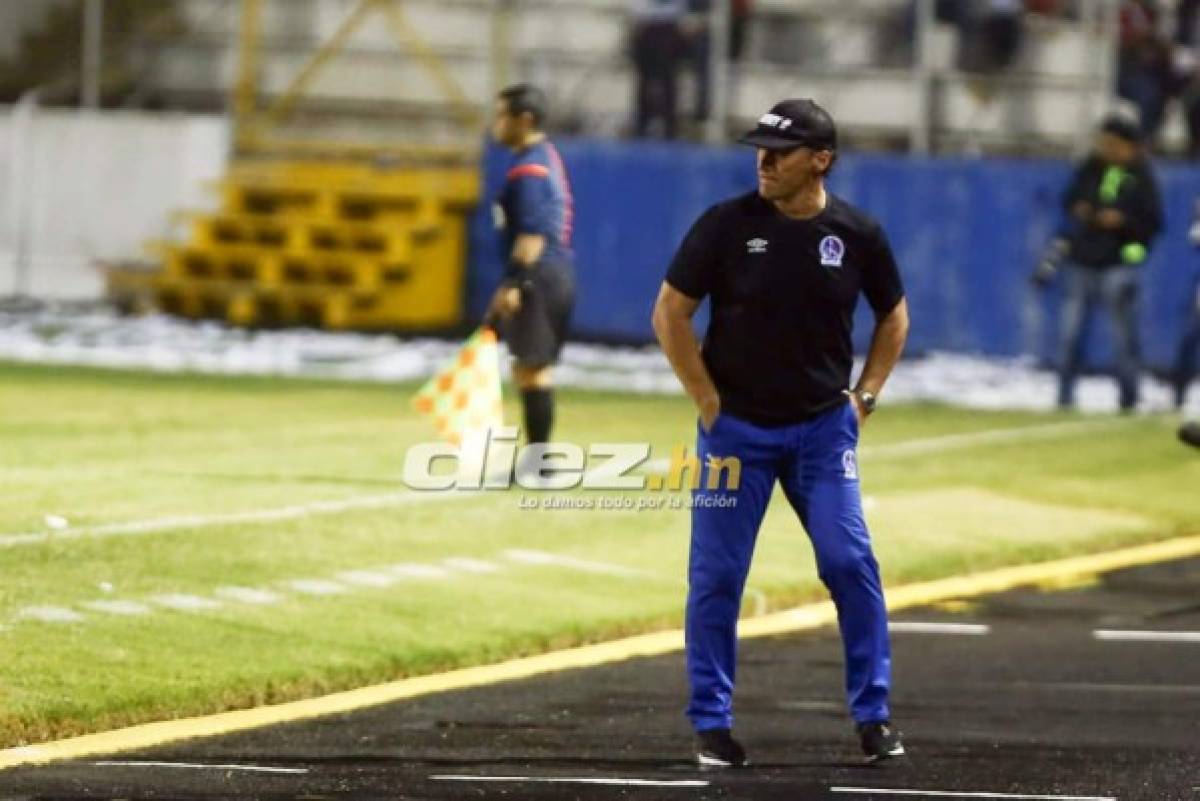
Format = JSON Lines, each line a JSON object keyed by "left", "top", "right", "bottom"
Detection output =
{"left": 819, "top": 235, "right": 845, "bottom": 268}
{"left": 746, "top": 237, "right": 769, "bottom": 254}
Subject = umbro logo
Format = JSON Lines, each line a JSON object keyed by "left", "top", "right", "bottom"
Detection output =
{"left": 747, "top": 237, "right": 769, "bottom": 254}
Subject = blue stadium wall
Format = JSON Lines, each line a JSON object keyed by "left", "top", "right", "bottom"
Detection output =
{"left": 469, "top": 139, "right": 1200, "bottom": 372}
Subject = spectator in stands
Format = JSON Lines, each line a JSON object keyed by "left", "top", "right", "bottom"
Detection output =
{"left": 683, "top": 0, "right": 753, "bottom": 130}
{"left": 629, "top": 0, "right": 688, "bottom": 139}
{"left": 1173, "top": 201, "right": 1200, "bottom": 409}
{"left": 1170, "top": 0, "right": 1200, "bottom": 156}
{"left": 886, "top": 0, "right": 1028, "bottom": 74}
{"left": 1117, "top": 0, "right": 1172, "bottom": 145}
{"left": 958, "top": 0, "right": 1026, "bottom": 74}
{"left": 1033, "top": 113, "right": 1162, "bottom": 412}
{"left": 729, "top": 0, "right": 752, "bottom": 61}
{"left": 1178, "top": 0, "right": 1200, "bottom": 48}
{"left": 1025, "top": 0, "right": 1070, "bottom": 15}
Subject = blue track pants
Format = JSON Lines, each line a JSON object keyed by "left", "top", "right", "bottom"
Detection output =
{"left": 685, "top": 400, "right": 891, "bottom": 731}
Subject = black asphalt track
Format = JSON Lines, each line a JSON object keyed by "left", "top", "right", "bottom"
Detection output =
{"left": 2, "top": 558, "right": 1198, "bottom": 800}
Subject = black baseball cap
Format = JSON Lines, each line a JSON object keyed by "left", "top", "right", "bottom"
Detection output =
{"left": 737, "top": 98, "right": 837, "bottom": 151}
{"left": 1098, "top": 112, "right": 1141, "bottom": 143}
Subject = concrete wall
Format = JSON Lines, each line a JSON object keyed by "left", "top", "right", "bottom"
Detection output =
{"left": 0, "top": 107, "right": 229, "bottom": 299}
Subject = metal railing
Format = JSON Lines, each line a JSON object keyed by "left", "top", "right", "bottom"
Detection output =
{"left": 75, "top": 0, "right": 1123, "bottom": 156}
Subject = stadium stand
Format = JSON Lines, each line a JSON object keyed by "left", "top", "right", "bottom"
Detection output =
{"left": 103, "top": 0, "right": 484, "bottom": 330}
{"left": 111, "top": 161, "right": 478, "bottom": 329}
{"left": 114, "top": 0, "right": 1114, "bottom": 153}
{"left": 0, "top": 1, "right": 1139, "bottom": 334}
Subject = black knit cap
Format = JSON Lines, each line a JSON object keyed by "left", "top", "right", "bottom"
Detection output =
{"left": 1099, "top": 112, "right": 1141, "bottom": 143}
{"left": 737, "top": 98, "right": 837, "bottom": 151}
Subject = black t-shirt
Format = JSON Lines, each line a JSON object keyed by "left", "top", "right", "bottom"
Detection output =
{"left": 665, "top": 191, "right": 905, "bottom": 426}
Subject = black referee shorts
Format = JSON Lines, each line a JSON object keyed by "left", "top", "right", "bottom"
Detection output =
{"left": 500, "top": 262, "right": 575, "bottom": 368}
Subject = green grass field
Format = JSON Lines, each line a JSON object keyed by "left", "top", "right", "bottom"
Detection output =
{"left": 1, "top": 360, "right": 1197, "bottom": 748}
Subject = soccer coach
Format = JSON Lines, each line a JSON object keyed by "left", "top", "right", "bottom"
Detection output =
{"left": 652, "top": 98, "right": 910, "bottom": 767}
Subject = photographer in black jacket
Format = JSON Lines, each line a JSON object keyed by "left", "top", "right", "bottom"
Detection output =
{"left": 1034, "top": 114, "right": 1163, "bottom": 412}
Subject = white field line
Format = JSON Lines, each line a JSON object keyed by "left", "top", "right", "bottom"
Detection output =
{"left": 386, "top": 563, "right": 450, "bottom": 579}
{"left": 335, "top": 570, "right": 401, "bottom": 588}
{"left": 92, "top": 760, "right": 307, "bottom": 775}
{"left": 745, "top": 587, "right": 769, "bottom": 616}
{"left": 642, "top": 419, "right": 1120, "bottom": 474}
{"left": 502, "top": 549, "right": 652, "bottom": 579}
{"left": 830, "top": 789, "right": 1116, "bottom": 801}
{"left": 14, "top": 606, "right": 84, "bottom": 623}
{"left": 4, "top": 549, "right": 643, "bottom": 629}
{"left": 860, "top": 420, "right": 1120, "bottom": 459}
{"left": 441, "top": 557, "right": 500, "bottom": 574}
{"left": 0, "top": 420, "right": 1122, "bottom": 550}
{"left": 0, "top": 490, "right": 468, "bottom": 548}
{"left": 1093, "top": 629, "right": 1200, "bottom": 643}
{"left": 80, "top": 600, "right": 152, "bottom": 616}
{"left": 889, "top": 621, "right": 991, "bottom": 635}
{"left": 150, "top": 594, "right": 222, "bottom": 612}
{"left": 214, "top": 587, "right": 282, "bottom": 605}
{"left": 283, "top": 579, "right": 348, "bottom": 596}
{"left": 430, "top": 775, "right": 708, "bottom": 788}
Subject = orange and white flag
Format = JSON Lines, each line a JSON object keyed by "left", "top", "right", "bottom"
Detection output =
{"left": 411, "top": 327, "right": 503, "bottom": 444}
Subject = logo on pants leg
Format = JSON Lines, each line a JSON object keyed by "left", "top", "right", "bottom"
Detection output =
{"left": 842, "top": 449, "right": 858, "bottom": 480}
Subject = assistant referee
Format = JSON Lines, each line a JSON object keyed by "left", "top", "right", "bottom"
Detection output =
{"left": 488, "top": 84, "right": 575, "bottom": 455}
{"left": 652, "top": 98, "right": 910, "bottom": 767}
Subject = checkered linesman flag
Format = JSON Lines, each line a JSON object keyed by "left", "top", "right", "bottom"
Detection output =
{"left": 411, "top": 327, "right": 504, "bottom": 444}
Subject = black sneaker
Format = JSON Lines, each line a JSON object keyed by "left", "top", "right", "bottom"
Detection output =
{"left": 695, "top": 728, "right": 748, "bottom": 768}
{"left": 857, "top": 720, "right": 905, "bottom": 763}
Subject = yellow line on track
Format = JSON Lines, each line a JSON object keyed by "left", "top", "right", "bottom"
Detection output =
{"left": 4, "top": 533, "right": 1199, "bottom": 772}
